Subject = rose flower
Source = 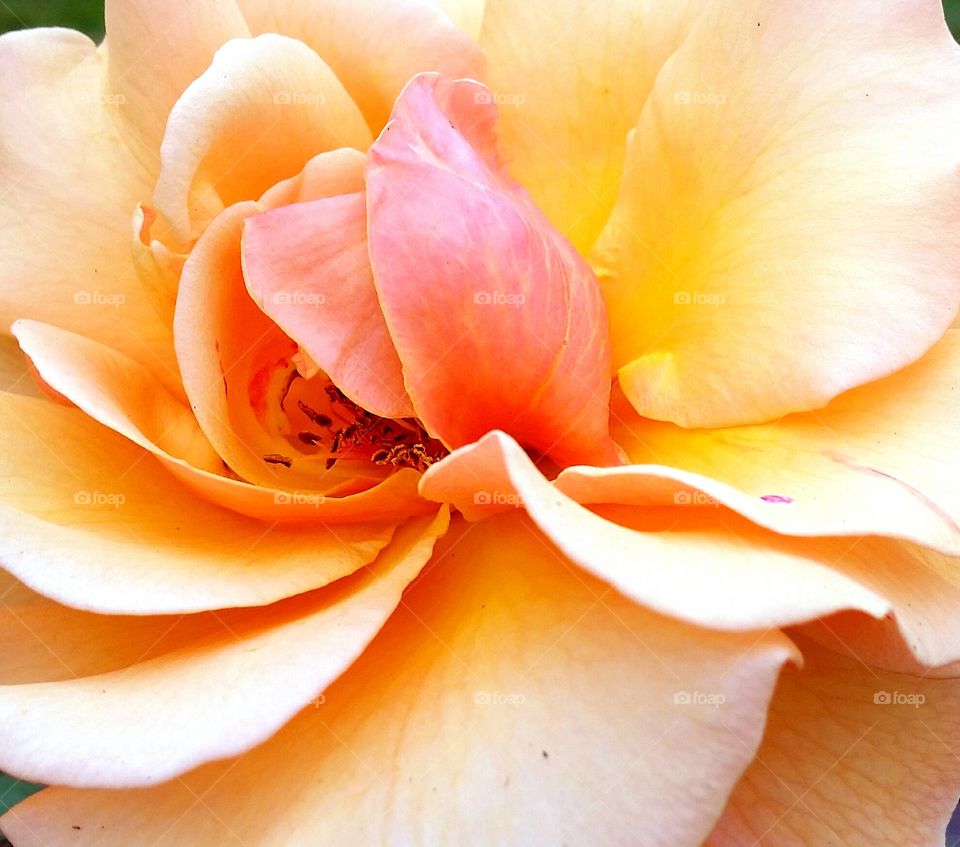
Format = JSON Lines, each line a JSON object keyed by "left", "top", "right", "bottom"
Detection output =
{"left": 2, "top": 1, "right": 960, "bottom": 845}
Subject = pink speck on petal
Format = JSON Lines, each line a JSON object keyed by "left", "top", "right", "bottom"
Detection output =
{"left": 761, "top": 495, "right": 794, "bottom": 504}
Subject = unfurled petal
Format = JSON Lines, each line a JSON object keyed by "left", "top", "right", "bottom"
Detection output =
{"left": 153, "top": 34, "right": 372, "bottom": 243}
{"left": 481, "top": 0, "right": 702, "bottom": 251}
{"left": 707, "top": 636, "right": 960, "bottom": 847}
{"left": 604, "top": 330, "right": 960, "bottom": 554}
{"left": 0, "top": 30, "right": 181, "bottom": 396}
{"left": 368, "top": 74, "right": 619, "bottom": 467}
{"left": 234, "top": 0, "right": 485, "bottom": 130}
{"left": 421, "top": 431, "right": 889, "bottom": 630}
{"left": 14, "top": 319, "right": 426, "bottom": 523}
{"left": 0, "top": 512, "right": 446, "bottom": 789}
{"left": 104, "top": 0, "right": 250, "bottom": 171}
{"left": 1, "top": 514, "right": 795, "bottom": 845}
{"left": 594, "top": 0, "right": 960, "bottom": 427}
{"left": 0, "top": 393, "right": 392, "bottom": 614}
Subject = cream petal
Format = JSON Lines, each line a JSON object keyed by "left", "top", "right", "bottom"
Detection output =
{"left": 0, "top": 29, "right": 181, "bottom": 396}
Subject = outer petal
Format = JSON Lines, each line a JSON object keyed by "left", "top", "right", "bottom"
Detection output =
{"left": 153, "top": 34, "right": 372, "bottom": 243}
{"left": 1, "top": 514, "right": 796, "bottom": 846}
{"left": 104, "top": 0, "right": 250, "bottom": 171}
{"left": 368, "top": 74, "right": 619, "bottom": 467}
{"left": 0, "top": 511, "right": 446, "bottom": 789}
{"left": 0, "top": 392, "right": 392, "bottom": 614}
{"left": 593, "top": 0, "right": 960, "bottom": 427}
{"left": 0, "top": 30, "right": 180, "bottom": 395}
{"left": 242, "top": 193, "right": 413, "bottom": 418}
{"left": 600, "top": 329, "right": 960, "bottom": 555}
{"left": 481, "top": 0, "right": 701, "bottom": 251}
{"left": 234, "top": 0, "right": 485, "bottom": 130}
{"left": 14, "top": 319, "right": 426, "bottom": 523}
{"left": 707, "top": 636, "right": 960, "bottom": 847}
{"left": 420, "top": 431, "right": 889, "bottom": 631}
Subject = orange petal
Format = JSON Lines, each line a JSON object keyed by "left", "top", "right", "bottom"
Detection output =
{"left": 0, "top": 511, "right": 446, "bottom": 788}
{"left": 601, "top": 329, "right": 960, "bottom": 555}
{"left": 0, "top": 392, "right": 393, "bottom": 614}
{"left": 368, "top": 74, "right": 620, "bottom": 468}
{"left": 234, "top": 0, "right": 485, "bottom": 130}
{"left": 420, "top": 431, "right": 889, "bottom": 630}
{"left": 14, "top": 319, "right": 427, "bottom": 524}
{"left": 593, "top": 0, "right": 960, "bottom": 427}
{"left": 707, "top": 636, "right": 960, "bottom": 847}
{"left": 0, "top": 29, "right": 181, "bottom": 397}
{"left": 153, "top": 34, "right": 372, "bottom": 243}
{"left": 481, "top": 0, "right": 702, "bottom": 252}
{"left": 1, "top": 514, "right": 795, "bottom": 844}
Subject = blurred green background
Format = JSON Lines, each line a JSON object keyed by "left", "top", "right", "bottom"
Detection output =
{"left": 1, "top": 0, "right": 960, "bottom": 40}
{"left": 1, "top": 0, "right": 960, "bottom": 838}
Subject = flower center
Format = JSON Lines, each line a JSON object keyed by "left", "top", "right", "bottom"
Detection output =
{"left": 271, "top": 371, "right": 448, "bottom": 475}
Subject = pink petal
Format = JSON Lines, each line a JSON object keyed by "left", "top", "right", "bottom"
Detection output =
{"left": 367, "top": 74, "right": 620, "bottom": 467}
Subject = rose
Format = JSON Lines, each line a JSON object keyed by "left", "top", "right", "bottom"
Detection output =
{"left": 2, "top": 2, "right": 960, "bottom": 846}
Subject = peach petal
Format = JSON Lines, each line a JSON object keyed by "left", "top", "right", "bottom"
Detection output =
{"left": 420, "top": 431, "right": 889, "bottom": 630}
{"left": 707, "top": 636, "right": 960, "bottom": 847}
{"left": 234, "top": 0, "right": 485, "bottom": 130}
{"left": 2, "top": 514, "right": 795, "bottom": 844}
{"left": 0, "top": 511, "right": 446, "bottom": 788}
{"left": 0, "top": 392, "right": 394, "bottom": 614}
{"left": 153, "top": 34, "right": 371, "bottom": 243}
{"left": 593, "top": 0, "right": 960, "bottom": 426}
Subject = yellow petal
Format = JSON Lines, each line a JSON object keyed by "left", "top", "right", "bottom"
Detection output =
{"left": 0, "top": 392, "right": 392, "bottom": 614}
{"left": 0, "top": 29, "right": 180, "bottom": 395}
{"left": 1, "top": 514, "right": 795, "bottom": 844}
{"left": 234, "top": 0, "right": 485, "bottom": 130}
{"left": 104, "top": 0, "right": 250, "bottom": 172}
{"left": 481, "top": 0, "right": 701, "bottom": 252}
{"left": 421, "top": 431, "right": 889, "bottom": 630}
{"left": 429, "top": 0, "right": 485, "bottom": 40}
{"left": 0, "top": 511, "right": 446, "bottom": 788}
{"left": 594, "top": 0, "right": 960, "bottom": 426}
{"left": 153, "top": 34, "right": 372, "bottom": 243}
{"left": 707, "top": 636, "right": 960, "bottom": 847}
{"left": 602, "top": 329, "right": 960, "bottom": 554}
